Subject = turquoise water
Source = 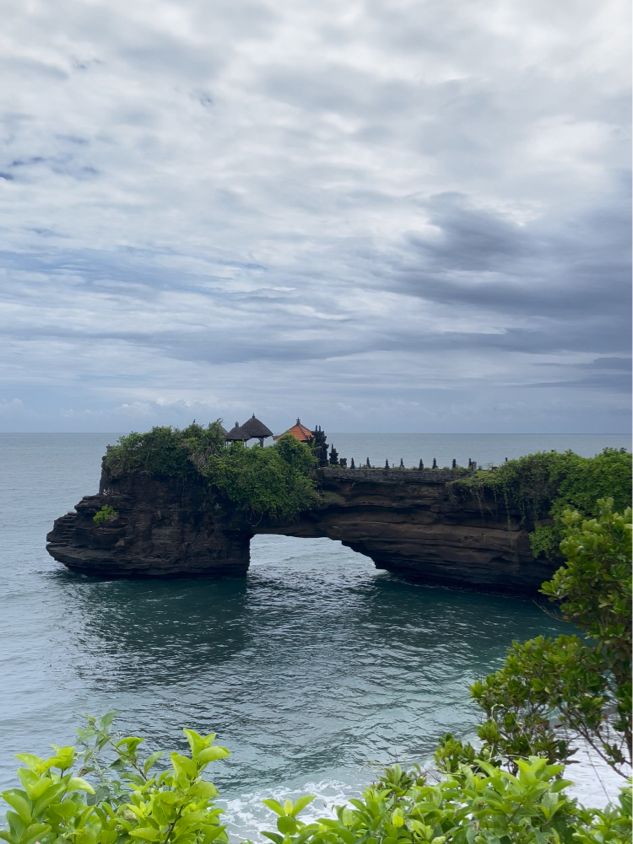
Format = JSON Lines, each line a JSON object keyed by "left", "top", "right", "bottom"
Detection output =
{"left": 0, "top": 433, "right": 628, "bottom": 830}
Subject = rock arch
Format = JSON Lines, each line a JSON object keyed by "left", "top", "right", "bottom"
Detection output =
{"left": 47, "top": 466, "right": 555, "bottom": 593}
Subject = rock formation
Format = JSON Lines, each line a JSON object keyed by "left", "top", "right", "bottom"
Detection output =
{"left": 47, "top": 465, "right": 556, "bottom": 592}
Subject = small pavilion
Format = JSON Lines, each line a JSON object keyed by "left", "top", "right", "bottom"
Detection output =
{"left": 275, "top": 418, "right": 314, "bottom": 442}
{"left": 225, "top": 415, "right": 274, "bottom": 446}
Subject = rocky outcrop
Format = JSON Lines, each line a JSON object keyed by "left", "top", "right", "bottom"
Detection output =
{"left": 47, "top": 472, "right": 251, "bottom": 578}
{"left": 47, "top": 466, "right": 556, "bottom": 592}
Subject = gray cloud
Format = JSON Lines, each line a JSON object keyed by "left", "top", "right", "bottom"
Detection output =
{"left": 390, "top": 190, "right": 631, "bottom": 320}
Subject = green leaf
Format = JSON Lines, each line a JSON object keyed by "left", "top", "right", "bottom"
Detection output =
{"left": 197, "top": 746, "right": 230, "bottom": 765}
{"left": 115, "top": 736, "right": 144, "bottom": 755}
{"left": 19, "top": 822, "right": 51, "bottom": 844}
{"left": 290, "top": 795, "right": 315, "bottom": 817}
{"left": 391, "top": 807, "right": 405, "bottom": 828}
{"left": 277, "top": 815, "right": 298, "bottom": 834}
{"left": 1, "top": 791, "right": 31, "bottom": 824}
{"left": 15, "top": 755, "right": 42, "bottom": 772}
{"left": 183, "top": 728, "right": 208, "bottom": 757}
{"left": 129, "top": 827, "right": 161, "bottom": 841}
{"left": 143, "top": 751, "right": 164, "bottom": 775}
{"left": 262, "top": 799, "right": 284, "bottom": 817}
{"left": 49, "top": 745, "right": 75, "bottom": 771}
{"left": 170, "top": 752, "right": 197, "bottom": 780}
{"left": 68, "top": 777, "right": 96, "bottom": 794}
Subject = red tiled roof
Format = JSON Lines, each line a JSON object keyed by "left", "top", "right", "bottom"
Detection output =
{"left": 276, "top": 418, "right": 314, "bottom": 442}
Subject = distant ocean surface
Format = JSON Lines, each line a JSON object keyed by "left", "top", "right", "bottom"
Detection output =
{"left": 0, "top": 432, "right": 629, "bottom": 833}
{"left": 327, "top": 432, "right": 631, "bottom": 469}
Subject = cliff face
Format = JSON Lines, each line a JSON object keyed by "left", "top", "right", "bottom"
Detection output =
{"left": 47, "top": 471, "right": 251, "bottom": 578}
{"left": 46, "top": 466, "right": 556, "bottom": 592}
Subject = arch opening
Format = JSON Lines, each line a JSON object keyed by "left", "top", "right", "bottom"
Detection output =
{"left": 249, "top": 534, "right": 377, "bottom": 579}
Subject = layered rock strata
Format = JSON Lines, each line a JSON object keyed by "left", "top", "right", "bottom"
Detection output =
{"left": 47, "top": 466, "right": 555, "bottom": 592}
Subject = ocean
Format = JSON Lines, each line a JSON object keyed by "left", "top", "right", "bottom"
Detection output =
{"left": 0, "top": 432, "right": 629, "bottom": 834}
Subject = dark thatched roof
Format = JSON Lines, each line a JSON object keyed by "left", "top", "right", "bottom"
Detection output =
{"left": 240, "top": 414, "right": 274, "bottom": 439}
{"left": 225, "top": 421, "right": 249, "bottom": 441}
{"left": 224, "top": 415, "right": 273, "bottom": 441}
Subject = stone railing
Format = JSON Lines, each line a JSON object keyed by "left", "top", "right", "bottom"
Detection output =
{"left": 318, "top": 466, "right": 473, "bottom": 483}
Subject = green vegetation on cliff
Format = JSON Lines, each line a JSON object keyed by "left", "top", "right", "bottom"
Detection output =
{"left": 201, "top": 434, "right": 318, "bottom": 522}
{"left": 103, "top": 423, "right": 318, "bottom": 523}
{"left": 92, "top": 505, "right": 118, "bottom": 526}
{"left": 103, "top": 423, "right": 227, "bottom": 478}
{"left": 451, "top": 448, "right": 631, "bottom": 558}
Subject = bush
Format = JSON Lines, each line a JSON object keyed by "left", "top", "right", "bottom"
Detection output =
{"left": 264, "top": 758, "right": 631, "bottom": 843}
{"left": 0, "top": 716, "right": 229, "bottom": 844}
{"left": 104, "top": 422, "right": 227, "bottom": 479}
{"left": 200, "top": 435, "right": 318, "bottom": 523}
{"left": 93, "top": 505, "right": 118, "bottom": 526}
{"left": 451, "top": 448, "right": 631, "bottom": 559}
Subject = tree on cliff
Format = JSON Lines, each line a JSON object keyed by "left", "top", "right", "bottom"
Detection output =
{"left": 104, "top": 421, "right": 227, "bottom": 477}
{"left": 201, "top": 434, "right": 318, "bottom": 522}
{"left": 436, "top": 499, "right": 632, "bottom": 778}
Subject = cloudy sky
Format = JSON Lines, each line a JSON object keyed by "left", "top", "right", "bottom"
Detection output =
{"left": 1, "top": 0, "right": 630, "bottom": 433}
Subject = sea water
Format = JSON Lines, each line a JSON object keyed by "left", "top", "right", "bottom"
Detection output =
{"left": 0, "top": 432, "right": 629, "bottom": 834}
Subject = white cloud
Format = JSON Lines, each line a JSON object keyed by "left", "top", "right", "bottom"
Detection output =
{"left": 0, "top": 0, "right": 629, "bottom": 432}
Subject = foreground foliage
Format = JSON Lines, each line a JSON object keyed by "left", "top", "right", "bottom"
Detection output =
{"left": 1, "top": 717, "right": 630, "bottom": 844}
{"left": 437, "top": 500, "right": 632, "bottom": 779}
{"left": 103, "top": 423, "right": 318, "bottom": 522}
{"left": 264, "top": 759, "right": 631, "bottom": 844}
{"left": 0, "top": 717, "right": 229, "bottom": 844}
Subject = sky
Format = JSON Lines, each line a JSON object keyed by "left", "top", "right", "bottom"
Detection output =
{"left": 1, "top": 0, "right": 631, "bottom": 433}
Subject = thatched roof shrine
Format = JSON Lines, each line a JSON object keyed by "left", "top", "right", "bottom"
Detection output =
{"left": 225, "top": 421, "right": 249, "bottom": 441}
{"left": 240, "top": 414, "right": 274, "bottom": 440}
{"left": 225, "top": 415, "right": 273, "bottom": 443}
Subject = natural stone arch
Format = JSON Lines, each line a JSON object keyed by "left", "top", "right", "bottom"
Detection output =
{"left": 47, "top": 467, "right": 556, "bottom": 593}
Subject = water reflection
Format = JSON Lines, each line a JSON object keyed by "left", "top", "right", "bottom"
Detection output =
{"left": 51, "top": 572, "right": 251, "bottom": 690}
